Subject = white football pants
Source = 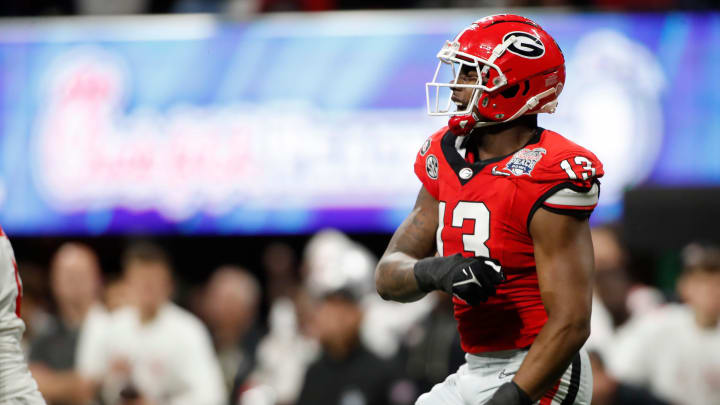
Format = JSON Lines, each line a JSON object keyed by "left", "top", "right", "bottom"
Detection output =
{"left": 416, "top": 348, "right": 592, "bottom": 405}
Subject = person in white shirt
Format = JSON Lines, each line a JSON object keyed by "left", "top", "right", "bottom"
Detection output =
{"left": 78, "top": 242, "right": 225, "bottom": 405}
{"left": 0, "top": 226, "right": 47, "bottom": 405}
{"left": 607, "top": 243, "right": 720, "bottom": 405}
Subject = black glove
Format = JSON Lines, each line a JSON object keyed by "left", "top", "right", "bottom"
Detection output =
{"left": 486, "top": 382, "right": 532, "bottom": 405}
{"left": 413, "top": 254, "right": 505, "bottom": 305}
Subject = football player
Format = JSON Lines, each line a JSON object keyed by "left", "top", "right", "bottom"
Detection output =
{"left": 375, "top": 15, "right": 603, "bottom": 405}
{"left": 0, "top": 226, "right": 47, "bottom": 404}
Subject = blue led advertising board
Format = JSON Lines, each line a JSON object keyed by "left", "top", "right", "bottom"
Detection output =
{"left": 0, "top": 12, "right": 718, "bottom": 234}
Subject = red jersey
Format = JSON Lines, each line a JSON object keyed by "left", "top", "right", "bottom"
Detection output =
{"left": 414, "top": 127, "right": 603, "bottom": 353}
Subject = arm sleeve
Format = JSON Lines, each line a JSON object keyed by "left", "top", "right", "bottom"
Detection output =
{"left": 535, "top": 181, "right": 600, "bottom": 219}
{"left": 169, "top": 321, "right": 226, "bottom": 405}
{"left": 526, "top": 150, "right": 604, "bottom": 227}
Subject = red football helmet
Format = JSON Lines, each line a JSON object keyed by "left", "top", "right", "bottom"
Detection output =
{"left": 426, "top": 14, "right": 566, "bottom": 135}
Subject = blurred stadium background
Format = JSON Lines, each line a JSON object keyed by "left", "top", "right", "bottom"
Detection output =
{"left": 1, "top": 1, "right": 719, "bottom": 405}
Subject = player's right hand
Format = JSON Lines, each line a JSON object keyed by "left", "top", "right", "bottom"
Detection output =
{"left": 413, "top": 254, "right": 505, "bottom": 305}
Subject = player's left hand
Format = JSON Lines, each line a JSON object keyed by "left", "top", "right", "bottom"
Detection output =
{"left": 486, "top": 382, "right": 532, "bottom": 405}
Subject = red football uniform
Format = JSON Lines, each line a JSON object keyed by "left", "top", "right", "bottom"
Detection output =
{"left": 414, "top": 127, "right": 603, "bottom": 354}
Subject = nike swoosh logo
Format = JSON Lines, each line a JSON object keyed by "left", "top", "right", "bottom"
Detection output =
{"left": 498, "top": 369, "right": 517, "bottom": 379}
{"left": 491, "top": 166, "right": 511, "bottom": 176}
{"left": 484, "top": 261, "right": 502, "bottom": 273}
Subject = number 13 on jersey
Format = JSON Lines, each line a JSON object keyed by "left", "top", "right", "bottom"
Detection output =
{"left": 437, "top": 201, "right": 491, "bottom": 257}
{"left": 560, "top": 156, "right": 596, "bottom": 180}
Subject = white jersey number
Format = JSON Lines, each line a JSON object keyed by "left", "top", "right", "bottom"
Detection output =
{"left": 560, "top": 156, "right": 596, "bottom": 180}
{"left": 437, "top": 201, "right": 490, "bottom": 256}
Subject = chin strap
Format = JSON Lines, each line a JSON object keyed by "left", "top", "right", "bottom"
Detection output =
{"left": 448, "top": 110, "right": 481, "bottom": 136}
{"left": 503, "top": 83, "right": 563, "bottom": 122}
{"left": 448, "top": 83, "right": 563, "bottom": 135}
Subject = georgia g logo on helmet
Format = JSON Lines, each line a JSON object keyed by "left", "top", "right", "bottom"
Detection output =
{"left": 503, "top": 31, "right": 545, "bottom": 59}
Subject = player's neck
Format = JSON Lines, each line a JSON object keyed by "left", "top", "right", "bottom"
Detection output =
{"left": 472, "top": 116, "right": 537, "bottom": 161}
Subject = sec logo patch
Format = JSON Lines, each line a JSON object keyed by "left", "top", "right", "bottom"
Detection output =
{"left": 426, "top": 155, "right": 438, "bottom": 179}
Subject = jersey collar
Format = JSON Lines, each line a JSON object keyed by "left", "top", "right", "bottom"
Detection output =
{"left": 440, "top": 127, "right": 543, "bottom": 185}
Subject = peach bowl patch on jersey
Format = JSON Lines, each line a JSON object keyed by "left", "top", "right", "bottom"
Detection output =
{"left": 505, "top": 147, "right": 547, "bottom": 176}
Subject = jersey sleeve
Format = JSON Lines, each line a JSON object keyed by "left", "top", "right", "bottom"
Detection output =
{"left": 526, "top": 148, "right": 604, "bottom": 225}
{"left": 413, "top": 134, "right": 441, "bottom": 200}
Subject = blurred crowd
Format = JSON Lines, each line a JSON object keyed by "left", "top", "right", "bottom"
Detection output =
{"left": 0, "top": 0, "right": 717, "bottom": 16}
{"left": 14, "top": 225, "right": 720, "bottom": 405}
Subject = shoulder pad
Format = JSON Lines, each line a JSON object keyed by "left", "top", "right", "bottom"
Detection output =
{"left": 532, "top": 130, "right": 604, "bottom": 185}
